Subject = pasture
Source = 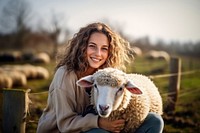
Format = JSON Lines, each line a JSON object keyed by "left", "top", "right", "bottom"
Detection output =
{"left": 0, "top": 55, "right": 200, "bottom": 133}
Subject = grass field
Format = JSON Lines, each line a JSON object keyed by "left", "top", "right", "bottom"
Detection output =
{"left": 1, "top": 56, "right": 200, "bottom": 133}
{"left": 129, "top": 56, "right": 200, "bottom": 133}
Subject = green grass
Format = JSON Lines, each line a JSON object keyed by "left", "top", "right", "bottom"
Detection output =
{"left": 162, "top": 72, "right": 200, "bottom": 132}
{"left": 128, "top": 56, "right": 200, "bottom": 133}
{"left": 127, "top": 57, "right": 169, "bottom": 75}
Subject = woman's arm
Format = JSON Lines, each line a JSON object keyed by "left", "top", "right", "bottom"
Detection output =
{"left": 53, "top": 67, "right": 99, "bottom": 132}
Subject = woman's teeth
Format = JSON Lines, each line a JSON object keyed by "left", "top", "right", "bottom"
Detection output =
{"left": 91, "top": 57, "right": 101, "bottom": 62}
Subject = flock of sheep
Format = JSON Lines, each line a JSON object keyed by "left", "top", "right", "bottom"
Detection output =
{"left": 0, "top": 64, "right": 49, "bottom": 89}
{"left": 0, "top": 51, "right": 50, "bottom": 64}
{"left": 0, "top": 51, "right": 51, "bottom": 89}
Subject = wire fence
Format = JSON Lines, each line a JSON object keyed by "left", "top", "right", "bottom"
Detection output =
{"left": 1, "top": 67, "right": 199, "bottom": 98}
{"left": 149, "top": 70, "right": 198, "bottom": 79}
{"left": 26, "top": 69, "right": 199, "bottom": 97}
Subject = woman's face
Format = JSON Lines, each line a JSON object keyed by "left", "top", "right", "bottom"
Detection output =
{"left": 87, "top": 32, "right": 109, "bottom": 69}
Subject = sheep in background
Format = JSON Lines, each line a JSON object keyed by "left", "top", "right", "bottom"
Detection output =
{"left": 132, "top": 46, "right": 142, "bottom": 56}
{"left": 145, "top": 50, "right": 170, "bottom": 62}
{"left": 32, "top": 52, "right": 50, "bottom": 64}
{"left": 15, "top": 64, "right": 38, "bottom": 79}
{"left": 0, "top": 69, "right": 13, "bottom": 89}
{"left": 1, "top": 64, "right": 49, "bottom": 80}
{"left": 0, "top": 75, "right": 13, "bottom": 89}
{"left": 3, "top": 70, "right": 27, "bottom": 87}
{"left": 0, "top": 51, "right": 22, "bottom": 63}
{"left": 35, "top": 66, "right": 49, "bottom": 79}
{"left": 77, "top": 68, "right": 163, "bottom": 133}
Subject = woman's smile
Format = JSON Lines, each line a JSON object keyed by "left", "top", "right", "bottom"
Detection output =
{"left": 91, "top": 57, "right": 101, "bottom": 62}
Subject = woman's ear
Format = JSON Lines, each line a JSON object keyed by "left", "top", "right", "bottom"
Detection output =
{"left": 76, "top": 75, "right": 94, "bottom": 87}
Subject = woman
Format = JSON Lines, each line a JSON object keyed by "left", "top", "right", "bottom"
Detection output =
{"left": 37, "top": 22, "right": 164, "bottom": 133}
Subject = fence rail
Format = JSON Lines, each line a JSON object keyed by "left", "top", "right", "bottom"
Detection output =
{"left": 149, "top": 70, "right": 198, "bottom": 79}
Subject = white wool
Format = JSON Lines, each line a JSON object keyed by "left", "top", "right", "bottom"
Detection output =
{"left": 89, "top": 68, "right": 163, "bottom": 133}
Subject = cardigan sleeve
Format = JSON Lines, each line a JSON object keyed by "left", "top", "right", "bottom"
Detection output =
{"left": 52, "top": 67, "right": 99, "bottom": 132}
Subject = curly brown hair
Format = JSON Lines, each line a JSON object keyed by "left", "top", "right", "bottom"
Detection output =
{"left": 56, "top": 22, "right": 133, "bottom": 73}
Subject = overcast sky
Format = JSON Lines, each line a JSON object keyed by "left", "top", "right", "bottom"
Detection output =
{"left": 0, "top": 0, "right": 200, "bottom": 43}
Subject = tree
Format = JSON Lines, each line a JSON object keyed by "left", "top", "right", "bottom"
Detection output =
{"left": 37, "top": 10, "right": 70, "bottom": 58}
{"left": 0, "top": 0, "right": 32, "bottom": 49}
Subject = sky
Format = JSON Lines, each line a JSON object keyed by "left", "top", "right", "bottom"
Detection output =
{"left": 0, "top": 0, "right": 200, "bottom": 44}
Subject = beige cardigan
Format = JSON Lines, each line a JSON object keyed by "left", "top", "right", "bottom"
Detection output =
{"left": 37, "top": 66, "right": 99, "bottom": 133}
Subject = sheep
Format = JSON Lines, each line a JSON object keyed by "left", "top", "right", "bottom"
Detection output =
{"left": 0, "top": 51, "right": 22, "bottom": 63}
{"left": 4, "top": 70, "right": 27, "bottom": 87}
{"left": 1, "top": 64, "right": 50, "bottom": 80}
{"left": 32, "top": 52, "right": 50, "bottom": 64}
{"left": 0, "top": 52, "right": 15, "bottom": 62}
{"left": 14, "top": 64, "right": 38, "bottom": 79}
{"left": 77, "top": 67, "right": 163, "bottom": 133}
{"left": 0, "top": 71, "right": 13, "bottom": 89}
{"left": 35, "top": 66, "right": 49, "bottom": 79}
{"left": 0, "top": 66, "right": 27, "bottom": 87}
{"left": 132, "top": 46, "right": 142, "bottom": 56}
{"left": 145, "top": 50, "right": 170, "bottom": 62}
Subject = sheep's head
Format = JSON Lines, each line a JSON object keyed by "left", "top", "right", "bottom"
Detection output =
{"left": 76, "top": 68, "right": 143, "bottom": 118}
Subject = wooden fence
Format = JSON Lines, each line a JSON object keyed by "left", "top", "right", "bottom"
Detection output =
{"left": 0, "top": 57, "right": 199, "bottom": 132}
{"left": 1, "top": 89, "right": 30, "bottom": 133}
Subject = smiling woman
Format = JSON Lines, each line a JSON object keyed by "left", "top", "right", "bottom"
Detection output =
{"left": 36, "top": 22, "right": 164, "bottom": 133}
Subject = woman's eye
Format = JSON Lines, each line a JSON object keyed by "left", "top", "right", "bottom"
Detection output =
{"left": 88, "top": 44, "right": 95, "bottom": 48}
{"left": 102, "top": 46, "right": 108, "bottom": 51}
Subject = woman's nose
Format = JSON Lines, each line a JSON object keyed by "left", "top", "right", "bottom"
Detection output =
{"left": 95, "top": 48, "right": 101, "bottom": 56}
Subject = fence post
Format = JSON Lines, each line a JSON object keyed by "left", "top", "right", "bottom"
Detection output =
{"left": 3, "top": 89, "right": 30, "bottom": 133}
{"left": 165, "top": 57, "right": 181, "bottom": 113}
{"left": 0, "top": 90, "right": 3, "bottom": 131}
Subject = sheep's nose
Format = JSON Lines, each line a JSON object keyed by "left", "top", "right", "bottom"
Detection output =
{"left": 99, "top": 105, "right": 109, "bottom": 111}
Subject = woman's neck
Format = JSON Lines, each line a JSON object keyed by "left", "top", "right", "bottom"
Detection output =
{"left": 77, "top": 67, "right": 97, "bottom": 79}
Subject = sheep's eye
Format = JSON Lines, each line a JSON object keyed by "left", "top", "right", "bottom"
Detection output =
{"left": 94, "top": 84, "right": 99, "bottom": 93}
{"left": 94, "top": 84, "right": 97, "bottom": 88}
{"left": 119, "top": 87, "right": 123, "bottom": 91}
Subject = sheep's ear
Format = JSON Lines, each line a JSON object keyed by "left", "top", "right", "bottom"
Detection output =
{"left": 125, "top": 81, "right": 143, "bottom": 94}
{"left": 76, "top": 75, "right": 93, "bottom": 87}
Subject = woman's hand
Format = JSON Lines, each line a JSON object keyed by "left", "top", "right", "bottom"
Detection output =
{"left": 98, "top": 117, "right": 125, "bottom": 133}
